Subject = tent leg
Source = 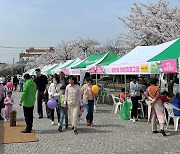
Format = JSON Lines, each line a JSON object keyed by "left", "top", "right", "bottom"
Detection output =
{"left": 96, "top": 72, "right": 97, "bottom": 85}
{"left": 125, "top": 74, "right": 127, "bottom": 101}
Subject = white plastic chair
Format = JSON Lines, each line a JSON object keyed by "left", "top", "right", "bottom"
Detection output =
{"left": 138, "top": 100, "right": 145, "bottom": 118}
{"left": 111, "top": 94, "right": 122, "bottom": 114}
{"left": 164, "top": 103, "right": 180, "bottom": 131}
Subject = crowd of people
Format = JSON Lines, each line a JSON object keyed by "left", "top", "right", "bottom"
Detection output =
{"left": 0, "top": 70, "right": 179, "bottom": 136}
{"left": 0, "top": 69, "right": 96, "bottom": 135}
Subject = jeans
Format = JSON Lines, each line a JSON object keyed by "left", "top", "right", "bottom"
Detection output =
{"left": 85, "top": 100, "right": 94, "bottom": 123}
{"left": 59, "top": 106, "right": 68, "bottom": 128}
{"left": 37, "top": 91, "right": 50, "bottom": 117}
{"left": 23, "top": 106, "right": 34, "bottom": 131}
{"left": 131, "top": 96, "right": 139, "bottom": 119}
{"left": 19, "top": 83, "right": 23, "bottom": 92}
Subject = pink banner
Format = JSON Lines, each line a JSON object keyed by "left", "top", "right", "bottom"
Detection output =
{"left": 63, "top": 69, "right": 69, "bottom": 75}
{"left": 111, "top": 66, "right": 140, "bottom": 73}
{"left": 96, "top": 66, "right": 103, "bottom": 74}
{"left": 162, "top": 59, "right": 177, "bottom": 73}
{"left": 71, "top": 69, "right": 80, "bottom": 75}
{"left": 89, "top": 67, "right": 96, "bottom": 74}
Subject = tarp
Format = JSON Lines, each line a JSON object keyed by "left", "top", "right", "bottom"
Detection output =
{"left": 98, "top": 51, "right": 120, "bottom": 66}
{"left": 52, "top": 60, "right": 74, "bottom": 74}
{"left": 110, "top": 38, "right": 178, "bottom": 65}
{"left": 72, "top": 52, "right": 108, "bottom": 69}
{"left": 43, "top": 64, "right": 58, "bottom": 75}
{"left": 52, "top": 58, "right": 81, "bottom": 74}
{"left": 149, "top": 38, "right": 180, "bottom": 61}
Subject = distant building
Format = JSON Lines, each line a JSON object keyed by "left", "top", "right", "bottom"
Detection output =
{"left": 19, "top": 47, "right": 54, "bottom": 61}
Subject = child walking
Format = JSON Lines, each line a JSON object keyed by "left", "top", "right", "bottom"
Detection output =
{"left": 4, "top": 91, "right": 14, "bottom": 121}
{"left": 58, "top": 85, "right": 68, "bottom": 132}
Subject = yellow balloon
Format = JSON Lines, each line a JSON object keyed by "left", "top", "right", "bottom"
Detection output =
{"left": 92, "top": 85, "right": 99, "bottom": 94}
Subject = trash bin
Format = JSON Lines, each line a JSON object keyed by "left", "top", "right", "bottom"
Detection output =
{"left": 10, "top": 110, "right": 17, "bottom": 127}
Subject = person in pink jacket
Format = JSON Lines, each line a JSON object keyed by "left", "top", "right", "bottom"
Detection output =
{"left": 4, "top": 91, "right": 14, "bottom": 121}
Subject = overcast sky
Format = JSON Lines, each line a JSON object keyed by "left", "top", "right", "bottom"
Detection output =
{"left": 0, "top": 0, "right": 179, "bottom": 63}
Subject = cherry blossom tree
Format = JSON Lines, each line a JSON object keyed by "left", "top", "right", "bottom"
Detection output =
{"left": 118, "top": 0, "right": 180, "bottom": 96}
{"left": 118, "top": 0, "right": 180, "bottom": 52}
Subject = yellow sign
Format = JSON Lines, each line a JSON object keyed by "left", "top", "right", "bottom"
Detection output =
{"left": 141, "top": 65, "right": 149, "bottom": 72}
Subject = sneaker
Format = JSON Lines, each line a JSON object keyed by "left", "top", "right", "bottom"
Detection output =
{"left": 51, "top": 121, "right": 54, "bottom": 126}
{"left": 58, "top": 123, "right": 60, "bottom": 127}
{"left": 39, "top": 116, "right": 43, "bottom": 119}
{"left": 58, "top": 127, "right": 62, "bottom": 132}
{"left": 135, "top": 118, "right": 139, "bottom": 121}
{"left": 160, "top": 129, "right": 167, "bottom": 136}
{"left": 21, "top": 129, "right": 31, "bottom": 133}
{"left": 74, "top": 130, "right": 78, "bottom": 135}
{"left": 130, "top": 119, "right": 136, "bottom": 123}
{"left": 4, "top": 119, "right": 8, "bottom": 122}
{"left": 152, "top": 131, "right": 159, "bottom": 133}
{"left": 71, "top": 126, "right": 74, "bottom": 130}
{"left": 0, "top": 117, "right": 4, "bottom": 120}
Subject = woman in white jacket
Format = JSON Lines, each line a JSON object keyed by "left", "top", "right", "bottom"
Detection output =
{"left": 48, "top": 76, "right": 61, "bottom": 126}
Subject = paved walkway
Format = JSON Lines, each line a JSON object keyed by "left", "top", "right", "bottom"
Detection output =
{"left": 0, "top": 91, "right": 180, "bottom": 154}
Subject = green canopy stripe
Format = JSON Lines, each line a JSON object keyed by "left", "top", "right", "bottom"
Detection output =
{"left": 72, "top": 52, "right": 107, "bottom": 69}
{"left": 98, "top": 51, "right": 120, "bottom": 66}
{"left": 148, "top": 38, "right": 180, "bottom": 62}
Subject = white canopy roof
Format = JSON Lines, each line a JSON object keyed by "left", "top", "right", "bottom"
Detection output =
{"left": 110, "top": 39, "right": 178, "bottom": 65}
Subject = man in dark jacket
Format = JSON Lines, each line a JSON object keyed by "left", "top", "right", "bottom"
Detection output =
{"left": 34, "top": 68, "right": 50, "bottom": 119}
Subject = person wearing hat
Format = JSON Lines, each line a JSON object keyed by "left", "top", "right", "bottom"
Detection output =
{"left": 34, "top": 68, "right": 49, "bottom": 119}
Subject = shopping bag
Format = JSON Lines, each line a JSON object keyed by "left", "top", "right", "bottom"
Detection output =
{"left": 80, "top": 108, "right": 88, "bottom": 120}
{"left": 119, "top": 101, "right": 132, "bottom": 120}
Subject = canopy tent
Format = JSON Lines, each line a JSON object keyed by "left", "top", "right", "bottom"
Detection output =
{"left": 41, "top": 65, "right": 49, "bottom": 72}
{"left": 72, "top": 52, "right": 108, "bottom": 69}
{"left": 52, "top": 60, "right": 74, "bottom": 74}
{"left": 63, "top": 58, "right": 81, "bottom": 69}
{"left": 148, "top": 38, "right": 180, "bottom": 62}
{"left": 87, "top": 51, "right": 120, "bottom": 68}
{"left": 110, "top": 38, "right": 178, "bottom": 65}
{"left": 43, "top": 64, "right": 58, "bottom": 75}
{"left": 104, "top": 38, "right": 180, "bottom": 75}
{"left": 52, "top": 58, "right": 81, "bottom": 74}
{"left": 69, "top": 51, "right": 119, "bottom": 75}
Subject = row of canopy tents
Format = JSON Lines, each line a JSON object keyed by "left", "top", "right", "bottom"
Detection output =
{"left": 26, "top": 38, "right": 180, "bottom": 76}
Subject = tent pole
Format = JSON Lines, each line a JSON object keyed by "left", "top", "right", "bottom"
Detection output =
{"left": 125, "top": 74, "right": 127, "bottom": 101}
{"left": 178, "top": 58, "right": 180, "bottom": 94}
{"left": 95, "top": 66, "right": 97, "bottom": 85}
{"left": 96, "top": 72, "right": 97, "bottom": 85}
